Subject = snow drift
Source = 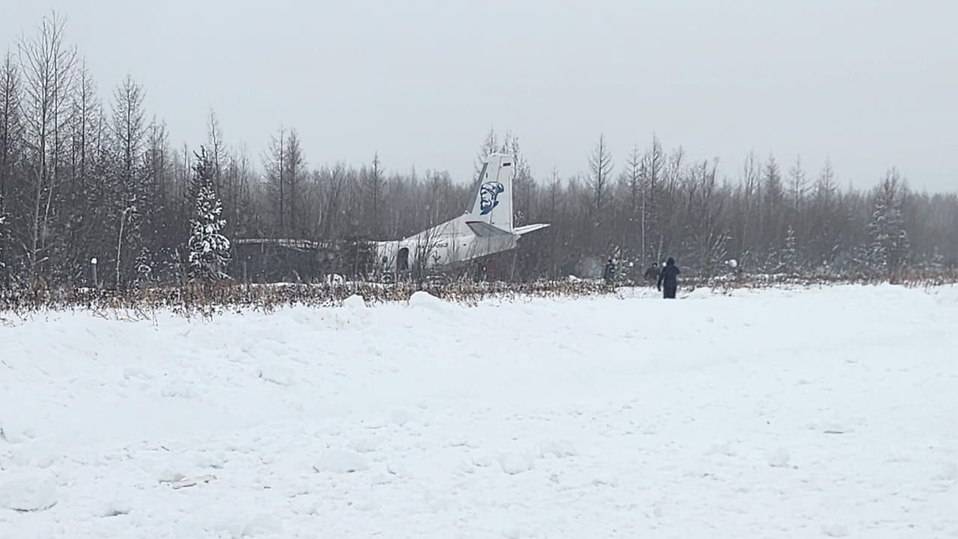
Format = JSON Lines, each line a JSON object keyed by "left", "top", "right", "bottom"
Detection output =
{"left": 1, "top": 285, "right": 957, "bottom": 538}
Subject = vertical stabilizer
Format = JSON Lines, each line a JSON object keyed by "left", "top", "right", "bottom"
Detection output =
{"left": 469, "top": 153, "right": 515, "bottom": 231}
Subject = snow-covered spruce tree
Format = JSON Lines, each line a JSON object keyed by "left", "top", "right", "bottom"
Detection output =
{"left": 781, "top": 225, "right": 799, "bottom": 274}
{"left": 867, "top": 171, "right": 909, "bottom": 281}
{"left": 133, "top": 246, "right": 154, "bottom": 287}
{"left": 110, "top": 75, "right": 148, "bottom": 289}
{"left": 188, "top": 147, "right": 231, "bottom": 282}
{"left": 0, "top": 197, "right": 7, "bottom": 279}
{"left": 930, "top": 247, "right": 945, "bottom": 273}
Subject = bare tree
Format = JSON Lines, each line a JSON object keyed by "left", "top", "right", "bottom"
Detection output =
{"left": 787, "top": 156, "right": 808, "bottom": 213}
{"left": 738, "top": 151, "right": 760, "bottom": 266}
{"left": 0, "top": 51, "right": 20, "bottom": 216}
{"left": 319, "top": 163, "right": 349, "bottom": 240}
{"left": 263, "top": 127, "right": 286, "bottom": 235}
{"left": 657, "top": 146, "right": 685, "bottom": 259}
{"left": 206, "top": 111, "right": 225, "bottom": 190}
{"left": 0, "top": 51, "right": 22, "bottom": 282}
{"left": 69, "top": 62, "right": 98, "bottom": 186}
{"left": 807, "top": 159, "right": 837, "bottom": 266}
{"left": 109, "top": 75, "right": 148, "bottom": 287}
{"left": 587, "top": 134, "right": 614, "bottom": 250}
{"left": 285, "top": 129, "right": 305, "bottom": 236}
{"left": 366, "top": 152, "right": 384, "bottom": 237}
{"left": 623, "top": 145, "right": 642, "bottom": 257}
{"left": 55, "top": 60, "right": 103, "bottom": 282}
{"left": 761, "top": 156, "right": 785, "bottom": 266}
{"left": 18, "top": 12, "right": 77, "bottom": 282}
{"left": 507, "top": 136, "right": 534, "bottom": 227}
{"left": 112, "top": 75, "right": 145, "bottom": 185}
{"left": 474, "top": 128, "right": 498, "bottom": 180}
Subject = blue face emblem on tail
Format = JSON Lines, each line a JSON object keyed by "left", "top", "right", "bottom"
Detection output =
{"left": 479, "top": 181, "right": 504, "bottom": 215}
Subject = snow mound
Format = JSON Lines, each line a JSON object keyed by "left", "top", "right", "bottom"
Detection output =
{"left": 498, "top": 453, "right": 534, "bottom": 475}
{"left": 0, "top": 420, "right": 36, "bottom": 444}
{"left": 539, "top": 440, "right": 577, "bottom": 458}
{"left": 349, "top": 436, "right": 379, "bottom": 454}
{"left": 408, "top": 291, "right": 444, "bottom": 308}
{"left": 241, "top": 515, "right": 284, "bottom": 537}
{"left": 933, "top": 462, "right": 958, "bottom": 481}
{"left": 98, "top": 500, "right": 132, "bottom": 518}
{"left": 822, "top": 523, "right": 849, "bottom": 537}
{"left": 316, "top": 449, "right": 369, "bottom": 474}
{"left": 0, "top": 475, "right": 58, "bottom": 512}
{"left": 389, "top": 408, "right": 414, "bottom": 426}
{"left": 502, "top": 525, "right": 527, "bottom": 538}
{"left": 386, "top": 460, "right": 410, "bottom": 477}
{"left": 706, "top": 441, "right": 737, "bottom": 457}
{"left": 342, "top": 294, "right": 367, "bottom": 309}
{"left": 160, "top": 381, "right": 197, "bottom": 399}
{"left": 685, "top": 288, "right": 714, "bottom": 299}
{"left": 258, "top": 365, "right": 295, "bottom": 386}
{"left": 767, "top": 448, "right": 791, "bottom": 468}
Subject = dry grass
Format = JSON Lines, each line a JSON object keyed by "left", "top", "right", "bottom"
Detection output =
{"left": 2, "top": 270, "right": 956, "bottom": 318}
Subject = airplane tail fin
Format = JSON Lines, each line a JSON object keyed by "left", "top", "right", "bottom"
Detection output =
{"left": 469, "top": 153, "right": 515, "bottom": 231}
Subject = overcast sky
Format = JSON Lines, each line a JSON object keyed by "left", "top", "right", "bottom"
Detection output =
{"left": 4, "top": 0, "right": 957, "bottom": 191}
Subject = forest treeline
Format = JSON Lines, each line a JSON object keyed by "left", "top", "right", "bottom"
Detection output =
{"left": 1, "top": 14, "right": 956, "bottom": 289}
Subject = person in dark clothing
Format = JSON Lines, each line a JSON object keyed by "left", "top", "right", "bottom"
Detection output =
{"left": 602, "top": 258, "right": 616, "bottom": 287}
{"left": 657, "top": 257, "right": 680, "bottom": 299}
{"left": 643, "top": 263, "right": 660, "bottom": 286}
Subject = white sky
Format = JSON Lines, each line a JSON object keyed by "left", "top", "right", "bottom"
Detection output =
{"left": 3, "top": 0, "right": 957, "bottom": 191}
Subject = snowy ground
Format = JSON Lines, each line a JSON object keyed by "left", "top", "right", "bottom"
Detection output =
{"left": 1, "top": 285, "right": 957, "bottom": 538}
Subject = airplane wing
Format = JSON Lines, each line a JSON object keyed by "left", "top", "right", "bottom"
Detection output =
{"left": 465, "top": 221, "right": 512, "bottom": 238}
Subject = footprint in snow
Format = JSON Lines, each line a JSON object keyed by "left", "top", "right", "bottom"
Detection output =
{"left": 498, "top": 453, "right": 534, "bottom": 475}
{"left": 0, "top": 475, "right": 58, "bottom": 513}
{"left": 315, "top": 449, "right": 369, "bottom": 474}
{"left": 822, "top": 523, "right": 849, "bottom": 537}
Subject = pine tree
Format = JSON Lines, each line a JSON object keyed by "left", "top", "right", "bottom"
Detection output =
{"left": 762, "top": 156, "right": 786, "bottom": 261}
{"left": 781, "top": 225, "right": 799, "bottom": 273}
{"left": 868, "top": 170, "right": 909, "bottom": 280}
{"left": 0, "top": 195, "right": 8, "bottom": 276}
{"left": 188, "top": 147, "right": 230, "bottom": 281}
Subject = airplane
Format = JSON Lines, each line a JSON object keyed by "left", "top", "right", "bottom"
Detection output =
{"left": 374, "top": 153, "right": 549, "bottom": 274}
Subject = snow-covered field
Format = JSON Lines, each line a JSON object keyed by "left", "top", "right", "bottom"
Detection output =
{"left": 1, "top": 285, "right": 957, "bottom": 538}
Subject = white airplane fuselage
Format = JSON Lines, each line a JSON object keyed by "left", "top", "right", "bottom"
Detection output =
{"left": 373, "top": 153, "right": 549, "bottom": 273}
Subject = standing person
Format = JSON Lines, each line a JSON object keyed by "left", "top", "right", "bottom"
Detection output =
{"left": 643, "top": 262, "right": 660, "bottom": 286}
{"left": 603, "top": 257, "right": 617, "bottom": 287}
{"left": 657, "top": 257, "right": 680, "bottom": 299}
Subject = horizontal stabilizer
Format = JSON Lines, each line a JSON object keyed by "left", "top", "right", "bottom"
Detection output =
{"left": 514, "top": 223, "right": 550, "bottom": 236}
{"left": 466, "top": 221, "right": 512, "bottom": 238}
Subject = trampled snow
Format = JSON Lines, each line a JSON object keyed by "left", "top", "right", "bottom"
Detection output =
{"left": 1, "top": 285, "right": 957, "bottom": 538}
